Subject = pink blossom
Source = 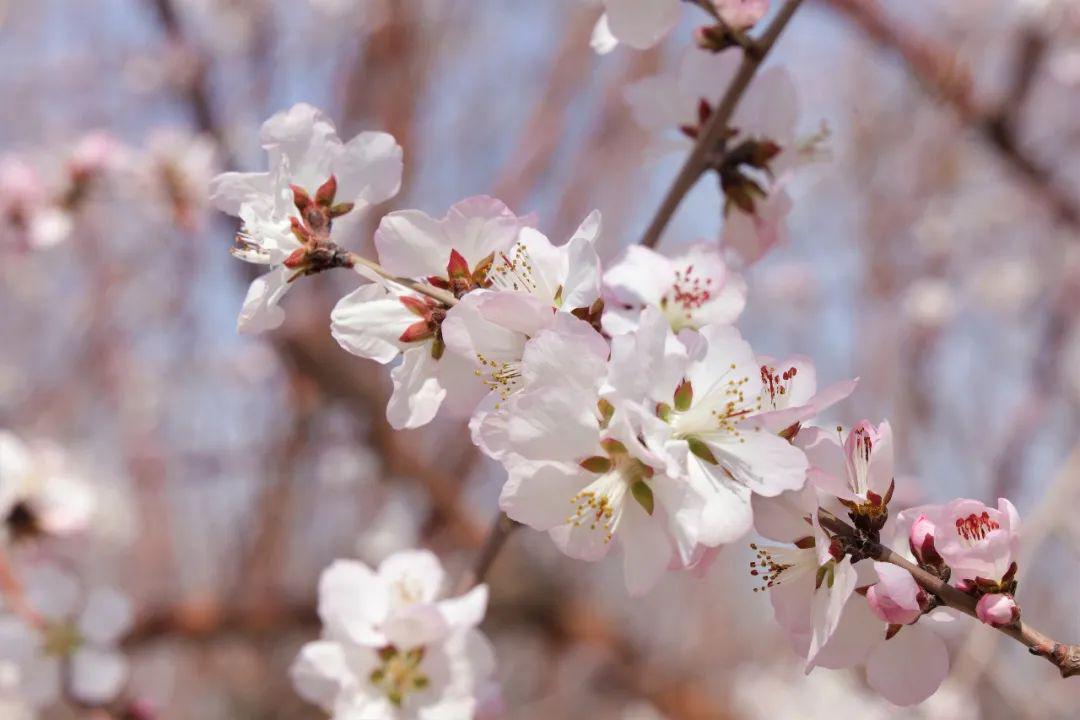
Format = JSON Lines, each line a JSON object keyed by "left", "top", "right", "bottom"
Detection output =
{"left": 908, "top": 513, "right": 943, "bottom": 566}
{"left": 865, "top": 562, "right": 925, "bottom": 626}
{"left": 715, "top": 0, "right": 769, "bottom": 30}
{"left": 975, "top": 593, "right": 1019, "bottom": 628}
{"left": 751, "top": 354, "right": 857, "bottom": 434}
{"left": 897, "top": 498, "right": 1020, "bottom": 585}
{"left": 68, "top": 131, "right": 124, "bottom": 178}
{"left": 802, "top": 420, "right": 894, "bottom": 505}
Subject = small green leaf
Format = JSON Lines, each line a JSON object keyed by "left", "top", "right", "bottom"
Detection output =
{"left": 597, "top": 398, "right": 615, "bottom": 427}
{"left": 674, "top": 379, "right": 693, "bottom": 411}
{"left": 601, "top": 438, "right": 627, "bottom": 456}
{"left": 687, "top": 437, "right": 718, "bottom": 465}
{"left": 656, "top": 402, "right": 672, "bottom": 422}
{"left": 579, "top": 456, "right": 612, "bottom": 474}
{"left": 430, "top": 335, "right": 445, "bottom": 360}
{"left": 630, "top": 480, "right": 655, "bottom": 516}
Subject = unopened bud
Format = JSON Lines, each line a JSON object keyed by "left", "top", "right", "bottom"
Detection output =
{"left": 975, "top": 593, "right": 1019, "bottom": 628}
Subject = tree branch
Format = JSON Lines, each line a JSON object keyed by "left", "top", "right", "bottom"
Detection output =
{"left": 821, "top": 0, "right": 1080, "bottom": 229}
{"left": 454, "top": 512, "right": 519, "bottom": 594}
{"left": 344, "top": 252, "right": 458, "bottom": 306}
{"left": 639, "top": 0, "right": 805, "bottom": 249}
{"left": 818, "top": 513, "right": 1080, "bottom": 678}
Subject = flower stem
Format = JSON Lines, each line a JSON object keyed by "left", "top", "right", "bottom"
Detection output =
{"left": 638, "top": 0, "right": 805, "bottom": 249}
{"left": 819, "top": 512, "right": 1080, "bottom": 678}
{"left": 345, "top": 252, "right": 458, "bottom": 307}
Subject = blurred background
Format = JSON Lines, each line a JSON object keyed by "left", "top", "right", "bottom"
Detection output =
{"left": 0, "top": 0, "right": 1079, "bottom": 717}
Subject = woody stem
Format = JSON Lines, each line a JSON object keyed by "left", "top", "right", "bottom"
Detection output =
{"left": 454, "top": 512, "right": 519, "bottom": 595}
{"left": 638, "top": 0, "right": 805, "bottom": 249}
{"left": 818, "top": 512, "right": 1080, "bottom": 678}
{"left": 345, "top": 252, "right": 458, "bottom": 307}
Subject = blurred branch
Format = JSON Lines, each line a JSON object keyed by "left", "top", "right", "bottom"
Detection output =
{"left": 491, "top": 8, "right": 597, "bottom": 209}
{"left": 145, "top": 0, "right": 230, "bottom": 161}
{"left": 638, "top": 0, "right": 806, "bottom": 249}
{"left": 453, "top": 512, "right": 518, "bottom": 594}
{"left": 821, "top": 0, "right": 1080, "bottom": 228}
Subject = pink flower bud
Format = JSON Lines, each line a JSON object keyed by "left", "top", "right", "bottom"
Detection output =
{"left": 976, "top": 593, "right": 1019, "bottom": 628}
{"left": 866, "top": 562, "right": 925, "bottom": 625}
{"left": 866, "top": 583, "right": 923, "bottom": 626}
{"left": 909, "top": 513, "right": 941, "bottom": 564}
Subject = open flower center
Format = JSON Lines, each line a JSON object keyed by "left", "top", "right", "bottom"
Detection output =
{"left": 759, "top": 364, "right": 798, "bottom": 412}
{"left": 660, "top": 264, "right": 714, "bottom": 331}
{"left": 954, "top": 512, "right": 999, "bottom": 546}
{"left": 488, "top": 244, "right": 540, "bottom": 296}
{"left": 569, "top": 448, "right": 654, "bottom": 544}
{"left": 369, "top": 646, "right": 429, "bottom": 707}
{"left": 847, "top": 426, "right": 874, "bottom": 497}
{"left": 669, "top": 365, "right": 757, "bottom": 440}
{"left": 749, "top": 540, "right": 816, "bottom": 593}
{"left": 473, "top": 354, "right": 521, "bottom": 407}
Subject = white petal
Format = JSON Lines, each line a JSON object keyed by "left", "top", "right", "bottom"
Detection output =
{"left": 603, "top": 245, "right": 674, "bottom": 308}
{"left": 499, "top": 461, "right": 589, "bottom": 531}
{"left": 712, "top": 426, "right": 809, "bottom": 497}
{"left": 331, "top": 283, "right": 415, "bottom": 363}
{"left": 437, "top": 585, "right": 488, "bottom": 630}
{"left": 692, "top": 460, "right": 754, "bottom": 546}
{"left": 619, "top": 497, "right": 673, "bottom": 596}
{"left": 237, "top": 267, "right": 290, "bottom": 335}
{"left": 751, "top": 488, "right": 816, "bottom": 543}
{"left": 590, "top": 13, "right": 619, "bottom": 54}
{"left": 387, "top": 348, "right": 446, "bottom": 429}
{"left": 374, "top": 208, "right": 451, "bottom": 278}
{"left": 807, "top": 589, "right": 881, "bottom": 670}
{"left": 24, "top": 564, "right": 80, "bottom": 620}
{"left": 70, "top": 647, "right": 127, "bottom": 705}
{"left": 806, "top": 555, "right": 857, "bottom": 668}
{"left": 290, "top": 641, "right": 353, "bottom": 712}
{"left": 335, "top": 131, "right": 403, "bottom": 208}
{"left": 383, "top": 603, "right": 449, "bottom": 649}
{"left": 378, "top": 549, "right": 445, "bottom": 604}
{"left": 318, "top": 559, "right": 388, "bottom": 646}
{"left": 208, "top": 171, "right": 271, "bottom": 215}
{"left": 603, "top": 0, "right": 680, "bottom": 50}
{"left": 865, "top": 623, "right": 949, "bottom": 706}
{"left": 78, "top": 587, "right": 133, "bottom": 645}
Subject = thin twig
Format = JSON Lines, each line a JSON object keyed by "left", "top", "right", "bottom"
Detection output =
{"left": 345, "top": 252, "right": 458, "bottom": 306}
{"left": 638, "top": 0, "right": 805, "bottom": 249}
{"left": 818, "top": 513, "right": 1080, "bottom": 678}
{"left": 454, "top": 512, "right": 519, "bottom": 594}
{"left": 821, "top": 0, "right": 1080, "bottom": 228}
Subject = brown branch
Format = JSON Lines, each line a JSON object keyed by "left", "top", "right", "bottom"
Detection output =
{"left": 453, "top": 512, "right": 519, "bottom": 595}
{"left": 638, "top": 0, "right": 806, "bottom": 249}
{"left": 821, "top": 0, "right": 1080, "bottom": 228}
{"left": 818, "top": 513, "right": 1080, "bottom": 678}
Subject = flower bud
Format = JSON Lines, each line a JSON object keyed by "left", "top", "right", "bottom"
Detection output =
{"left": 866, "top": 582, "right": 923, "bottom": 626}
{"left": 909, "top": 513, "right": 943, "bottom": 566}
{"left": 975, "top": 593, "right": 1019, "bottom": 628}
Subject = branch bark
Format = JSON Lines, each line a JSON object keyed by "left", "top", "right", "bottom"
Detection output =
{"left": 818, "top": 513, "right": 1080, "bottom": 678}
{"left": 638, "top": 0, "right": 805, "bottom": 249}
{"left": 454, "top": 512, "right": 519, "bottom": 595}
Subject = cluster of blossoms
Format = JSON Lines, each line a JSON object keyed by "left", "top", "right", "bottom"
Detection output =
{"left": 291, "top": 551, "right": 497, "bottom": 719}
{"left": 213, "top": 95, "right": 1036, "bottom": 715}
{"left": 0, "top": 128, "right": 218, "bottom": 252}
{"left": 0, "top": 431, "right": 135, "bottom": 714}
